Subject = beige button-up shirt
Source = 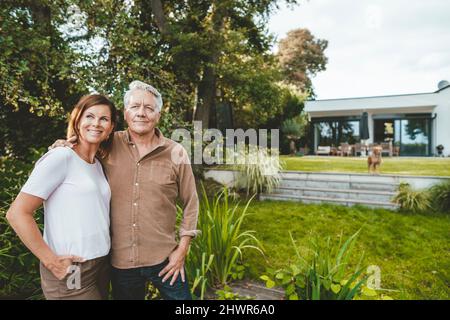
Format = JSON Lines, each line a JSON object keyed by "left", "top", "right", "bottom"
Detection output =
{"left": 102, "top": 129, "right": 199, "bottom": 269}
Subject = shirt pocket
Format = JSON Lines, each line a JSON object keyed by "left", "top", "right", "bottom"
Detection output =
{"left": 148, "top": 161, "right": 176, "bottom": 186}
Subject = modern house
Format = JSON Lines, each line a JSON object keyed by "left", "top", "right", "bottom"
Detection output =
{"left": 304, "top": 81, "right": 450, "bottom": 157}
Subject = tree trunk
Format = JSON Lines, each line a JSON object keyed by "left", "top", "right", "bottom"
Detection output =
{"left": 149, "top": 0, "right": 170, "bottom": 36}
{"left": 193, "top": 2, "right": 225, "bottom": 128}
{"left": 289, "top": 140, "right": 297, "bottom": 155}
{"left": 195, "top": 58, "right": 217, "bottom": 128}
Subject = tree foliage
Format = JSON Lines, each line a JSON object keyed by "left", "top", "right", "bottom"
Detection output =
{"left": 0, "top": 0, "right": 328, "bottom": 159}
{"left": 277, "top": 28, "right": 328, "bottom": 95}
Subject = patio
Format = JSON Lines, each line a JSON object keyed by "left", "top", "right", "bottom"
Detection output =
{"left": 315, "top": 142, "right": 399, "bottom": 157}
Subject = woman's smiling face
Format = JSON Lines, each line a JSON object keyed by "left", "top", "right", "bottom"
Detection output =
{"left": 78, "top": 104, "right": 114, "bottom": 145}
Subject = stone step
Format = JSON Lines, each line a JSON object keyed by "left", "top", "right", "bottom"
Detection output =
{"left": 273, "top": 186, "right": 396, "bottom": 203}
{"left": 279, "top": 178, "right": 399, "bottom": 192}
{"left": 281, "top": 171, "right": 401, "bottom": 183}
{"left": 259, "top": 193, "right": 398, "bottom": 210}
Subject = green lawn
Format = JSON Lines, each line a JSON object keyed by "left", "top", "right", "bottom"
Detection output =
{"left": 241, "top": 200, "right": 450, "bottom": 300}
{"left": 281, "top": 156, "right": 450, "bottom": 177}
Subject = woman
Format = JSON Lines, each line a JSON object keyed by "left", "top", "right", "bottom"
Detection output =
{"left": 6, "top": 94, "right": 117, "bottom": 300}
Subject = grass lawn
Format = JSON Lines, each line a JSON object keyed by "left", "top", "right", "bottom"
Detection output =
{"left": 281, "top": 156, "right": 450, "bottom": 177}
{"left": 240, "top": 200, "right": 450, "bottom": 300}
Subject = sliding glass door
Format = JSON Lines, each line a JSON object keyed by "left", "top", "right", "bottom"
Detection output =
{"left": 374, "top": 116, "right": 431, "bottom": 156}
{"left": 398, "top": 118, "right": 430, "bottom": 156}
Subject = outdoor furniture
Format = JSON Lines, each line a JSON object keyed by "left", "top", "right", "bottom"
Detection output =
{"left": 380, "top": 142, "right": 393, "bottom": 157}
{"left": 339, "top": 143, "right": 353, "bottom": 156}
{"left": 393, "top": 146, "right": 400, "bottom": 156}
{"left": 316, "top": 146, "right": 331, "bottom": 156}
{"left": 353, "top": 143, "right": 366, "bottom": 156}
{"left": 330, "top": 147, "right": 338, "bottom": 156}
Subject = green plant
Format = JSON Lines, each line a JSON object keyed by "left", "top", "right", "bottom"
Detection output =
{"left": 233, "top": 146, "right": 283, "bottom": 195}
{"left": 281, "top": 113, "right": 309, "bottom": 155}
{"left": 184, "top": 184, "right": 264, "bottom": 292}
{"left": 392, "top": 182, "right": 432, "bottom": 213}
{"left": 187, "top": 252, "right": 214, "bottom": 300}
{"left": 215, "top": 285, "right": 253, "bottom": 300}
{"left": 429, "top": 180, "right": 450, "bottom": 213}
{"left": 230, "top": 263, "right": 247, "bottom": 281}
{"left": 260, "top": 230, "right": 391, "bottom": 300}
{"left": 0, "top": 151, "right": 45, "bottom": 299}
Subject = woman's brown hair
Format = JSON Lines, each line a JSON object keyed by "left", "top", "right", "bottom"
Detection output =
{"left": 67, "top": 94, "right": 117, "bottom": 159}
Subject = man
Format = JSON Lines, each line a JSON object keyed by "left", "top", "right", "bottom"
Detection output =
{"left": 54, "top": 80, "right": 199, "bottom": 300}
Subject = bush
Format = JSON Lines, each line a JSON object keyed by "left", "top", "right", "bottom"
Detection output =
{"left": 429, "top": 180, "right": 450, "bottom": 213}
{"left": 392, "top": 182, "right": 431, "bottom": 213}
{"left": 261, "top": 230, "right": 393, "bottom": 300}
{"left": 181, "top": 184, "right": 264, "bottom": 299}
{"left": 232, "top": 146, "right": 283, "bottom": 195}
{"left": 0, "top": 150, "right": 45, "bottom": 299}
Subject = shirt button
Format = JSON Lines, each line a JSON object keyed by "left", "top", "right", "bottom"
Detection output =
{"left": 132, "top": 145, "right": 136, "bottom": 148}
{"left": 137, "top": 162, "right": 140, "bottom": 166}
{"left": 133, "top": 224, "right": 137, "bottom": 227}
{"left": 133, "top": 202, "right": 137, "bottom": 206}
{"left": 135, "top": 183, "right": 139, "bottom": 186}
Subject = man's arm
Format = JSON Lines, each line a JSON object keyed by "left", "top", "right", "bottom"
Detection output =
{"left": 158, "top": 147, "right": 199, "bottom": 285}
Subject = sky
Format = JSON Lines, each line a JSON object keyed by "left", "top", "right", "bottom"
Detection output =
{"left": 268, "top": 0, "right": 450, "bottom": 99}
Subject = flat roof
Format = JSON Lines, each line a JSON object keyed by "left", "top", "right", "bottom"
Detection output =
{"left": 306, "top": 84, "right": 450, "bottom": 103}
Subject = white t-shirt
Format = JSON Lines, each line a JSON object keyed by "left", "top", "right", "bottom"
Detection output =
{"left": 21, "top": 147, "right": 111, "bottom": 261}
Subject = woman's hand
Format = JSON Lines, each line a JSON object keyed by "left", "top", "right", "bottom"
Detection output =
{"left": 45, "top": 255, "right": 85, "bottom": 280}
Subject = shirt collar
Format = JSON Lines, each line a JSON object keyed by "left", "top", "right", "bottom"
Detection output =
{"left": 124, "top": 128, "right": 166, "bottom": 148}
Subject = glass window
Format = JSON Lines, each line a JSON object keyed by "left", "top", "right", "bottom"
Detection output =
{"left": 400, "top": 119, "right": 430, "bottom": 156}
{"left": 314, "top": 119, "right": 360, "bottom": 147}
{"left": 374, "top": 117, "right": 431, "bottom": 156}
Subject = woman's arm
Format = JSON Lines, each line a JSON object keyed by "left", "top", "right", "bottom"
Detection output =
{"left": 6, "top": 192, "right": 83, "bottom": 280}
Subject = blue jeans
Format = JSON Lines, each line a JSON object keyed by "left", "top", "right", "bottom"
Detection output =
{"left": 111, "top": 258, "right": 192, "bottom": 300}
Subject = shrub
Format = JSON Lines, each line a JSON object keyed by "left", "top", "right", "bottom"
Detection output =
{"left": 261, "top": 230, "right": 393, "bottom": 300}
{"left": 392, "top": 182, "right": 431, "bottom": 213}
{"left": 181, "top": 184, "right": 264, "bottom": 299}
{"left": 429, "top": 180, "right": 450, "bottom": 213}
{"left": 0, "top": 150, "right": 45, "bottom": 299}
{"left": 233, "top": 146, "right": 283, "bottom": 195}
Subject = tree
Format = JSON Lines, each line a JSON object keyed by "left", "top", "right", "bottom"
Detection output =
{"left": 281, "top": 113, "right": 308, "bottom": 154}
{"left": 0, "top": 0, "right": 89, "bottom": 159}
{"left": 277, "top": 28, "right": 328, "bottom": 95}
{"left": 147, "top": 0, "right": 301, "bottom": 128}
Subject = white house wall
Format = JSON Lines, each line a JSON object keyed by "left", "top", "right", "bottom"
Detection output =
{"left": 433, "top": 88, "right": 450, "bottom": 156}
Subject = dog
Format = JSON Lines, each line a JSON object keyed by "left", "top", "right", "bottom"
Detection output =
{"left": 368, "top": 146, "right": 382, "bottom": 175}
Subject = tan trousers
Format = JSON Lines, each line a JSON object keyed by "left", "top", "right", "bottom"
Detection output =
{"left": 40, "top": 255, "right": 110, "bottom": 300}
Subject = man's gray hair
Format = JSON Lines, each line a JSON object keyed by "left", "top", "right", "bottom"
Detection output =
{"left": 123, "top": 80, "right": 163, "bottom": 112}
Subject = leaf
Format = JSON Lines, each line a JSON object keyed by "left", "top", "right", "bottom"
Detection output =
{"left": 275, "top": 272, "right": 285, "bottom": 280}
{"left": 361, "top": 286, "right": 377, "bottom": 297}
{"left": 331, "top": 284, "right": 341, "bottom": 294}
{"left": 285, "top": 284, "right": 296, "bottom": 295}
{"left": 266, "top": 279, "right": 275, "bottom": 289}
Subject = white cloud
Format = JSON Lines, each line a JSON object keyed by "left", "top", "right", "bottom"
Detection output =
{"left": 268, "top": 0, "right": 450, "bottom": 99}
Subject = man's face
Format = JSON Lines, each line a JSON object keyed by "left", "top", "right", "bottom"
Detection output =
{"left": 124, "top": 89, "right": 160, "bottom": 136}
